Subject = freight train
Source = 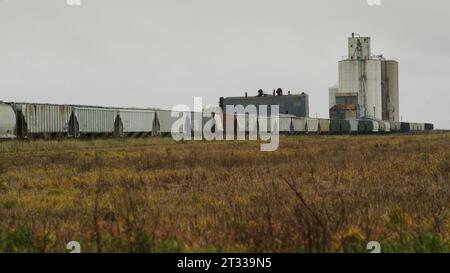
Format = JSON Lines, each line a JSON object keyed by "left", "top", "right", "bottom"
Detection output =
{"left": 0, "top": 102, "right": 434, "bottom": 139}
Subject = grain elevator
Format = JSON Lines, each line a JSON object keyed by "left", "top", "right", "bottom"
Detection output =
{"left": 330, "top": 34, "right": 399, "bottom": 122}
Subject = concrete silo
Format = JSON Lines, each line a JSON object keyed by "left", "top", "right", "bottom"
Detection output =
{"left": 381, "top": 60, "right": 399, "bottom": 122}
{"left": 328, "top": 82, "right": 339, "bottom": 111}
{"left": 338, "top": 58, "right": 382, "bottom": 120}
{"left": 331, "top": 34, "right": 399, "bottom": 122}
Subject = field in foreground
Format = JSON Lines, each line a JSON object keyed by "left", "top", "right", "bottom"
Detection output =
{"left": 0, "top": 133, "right": 449, "bottom": 253}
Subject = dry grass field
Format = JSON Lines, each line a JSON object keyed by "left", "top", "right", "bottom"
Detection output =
{"left": 0, "top": 133, "right": 449, "bottom": 253}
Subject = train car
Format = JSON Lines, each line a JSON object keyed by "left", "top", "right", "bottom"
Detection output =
{"left": 383, "top": 121, "right": 391, "bottom": 133}
{"left": 418, "top": 123, "right": 425, "bottom": 131}
{"left": 190, "top": 111, "right": 204, "bottom": 137}
{"left": 378, "top": 121, "right": 386, "bottom": 133}
{"left": 358, "top": 120, "right": 373, "bottom": 134}
{"left": 330, "top": 119, "right": 350, "bottom": 134}
{"left": 348, "top": 119, "right": 359, "bottom": 134}
{"left": 236, "top": 113, "right": 257, "bottom": 136}
{"left": 257, "top": 115, "right": 289, "bottom": 135}
{"left": 201, "top": 113, "right": 223, "bottom": 137}
{"left": 400, "top": 122, "right": 411, "bottom": 132}
{"left": 0, "top": 103, "right": 16, "bottom": 139}
{"left": 390, "top": 121, "right": 401, "bottom": 132}
{"left": 291, "top": 118, "right": 306, "bottom": 134}
{"left": 116, "top": 109, "right": 156, "bottom": 137}
{"left": 279, "top": 115, "right": 294, "bottom": 134}
{"left": 372, "top": 121, "right": 380, "bottom": 133}
{"left": 425, "top": 123, "right": 434, "bottom": 130}
{"left": 69, "top": 107, "right": 117, "bottom": 137}
{"left": 411, "top": 123, "right": 425, "bottom": 132}
{"left": 305, "top": 118, "right": 319, "bottom": 134}
{"left": 318, "top": 119, "right": 331, "bottom": 134}
{"left": 11, "top": 103, "right": 72, "bottom": 138}
{"left": 202, "top": 107, "right": 224, "bottom": 137}
{"left": 154, "top": 109, "right": 191, "bottom": 136}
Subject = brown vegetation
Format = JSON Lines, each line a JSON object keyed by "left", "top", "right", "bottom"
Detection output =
{"left": 0, "top": 133, "right": 449, "bottom": 253}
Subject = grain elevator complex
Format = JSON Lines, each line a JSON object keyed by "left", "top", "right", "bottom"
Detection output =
{"left": 0, "top": 34, "right": 435, "bottom": 139}
{"left": 329, "top": 34, "right": 399, "bottom": 122}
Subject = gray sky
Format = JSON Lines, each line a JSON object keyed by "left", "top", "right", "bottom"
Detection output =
{"left": 0, "top": 0, "right": 449, "bottom": 128}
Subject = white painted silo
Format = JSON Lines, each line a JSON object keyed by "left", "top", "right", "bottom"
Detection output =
{"left": 338, "top": 59, "right": 382, "bottom": 120}
{"left": 364, "top": 60, "right": 383, "bottom": 120}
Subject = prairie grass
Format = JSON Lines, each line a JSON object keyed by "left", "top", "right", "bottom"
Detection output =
{"left": 0, "top": 133, "right": 449, "bottom": 253}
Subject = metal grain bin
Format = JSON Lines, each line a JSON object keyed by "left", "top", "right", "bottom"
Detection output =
{"left": 12, "top": 103, "right": 72, "bottom": 137}
{"left": 117, "top": 109, "right": 156, "bottom": 137}
{"left": 70, "top": 107, "right": 117, "bottom": 137}
{"left": 291, "top": 118, "right": 306, "bottom": 134}
{"left": 318, "top": 119, "right": 330, "bottom": 134}
{"left": 400, "top": 122, "right": 411, "bottom": 132}
{"left": 305, "top": 118, "right": 319, "bottom": 133}
{"left": 0, "top": 103, "right": 16, "bottom": 138}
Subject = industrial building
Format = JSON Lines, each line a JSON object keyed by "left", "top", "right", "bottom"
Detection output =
{"left": 220, "top": 89, "right": 309, "bottom": 117}
{"left": 329, "top": 34, "right": 399, "bottom": 121}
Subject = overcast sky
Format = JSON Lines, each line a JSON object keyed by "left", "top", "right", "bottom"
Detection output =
{"left": 0, "top": 0, "right": 449, "bottom": 128}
